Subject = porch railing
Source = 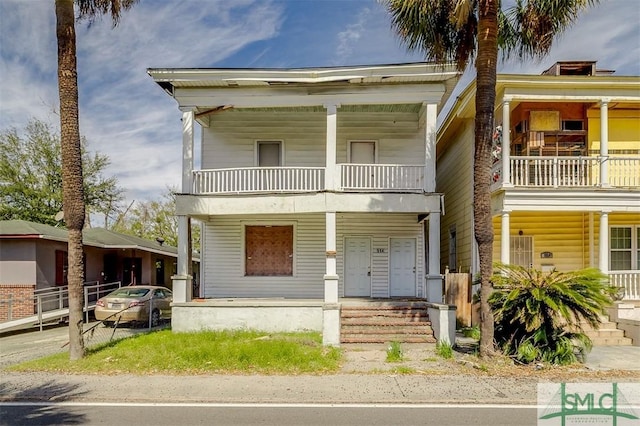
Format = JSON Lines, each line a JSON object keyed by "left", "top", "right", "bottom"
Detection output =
{"left": 498, "top": 156, "right": 639, "bottom": 188}
{"left": 193, "top": 167, "right": 325, "bottom": 194}
{"left": 192, "top": 164, "right": 426, "bottom": 194}
{"left": 340, "top": 164, "right": 424, "bottom": 191}
{"left": 609, "top": 271, "right": 640, "bottom": 301}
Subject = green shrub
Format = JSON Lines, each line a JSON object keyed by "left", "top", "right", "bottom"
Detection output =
{"left": 489, "top": 263, "right": 616, "bottom": 365}
{"left": 386, "top": 341, "right": 404, "bottom": 362}
{"left": 461, "top": 326, "right": 480, "bottom": 340}
{"left": 435, "top": 341, "right": 454, "bottom": 359}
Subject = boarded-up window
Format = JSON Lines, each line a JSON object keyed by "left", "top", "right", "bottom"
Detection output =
{"left": 245, "top": 225, "right": 293, "bottom": 276}
{"left": 257, "top": 141, "right": 281, "bottom": 167}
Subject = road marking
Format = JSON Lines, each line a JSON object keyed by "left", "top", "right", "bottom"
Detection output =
{"left": 0, "top": 402, "right": 539, "bottom": 409}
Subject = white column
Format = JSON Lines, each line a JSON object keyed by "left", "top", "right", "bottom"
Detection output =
{"left": 181, "top": 109, "right": 194, "bottom": 193}
{"left": 424, "top": 103, "right": 438, "bottom": 192}
{"left": 600, "top": 100, "right": 609, "bottom": 187}
{"left": 324, "top": 104, "right": 338, "bottom": 191}
{"left": 426, "top": 212, "right": 442, "bottom": 303}
{"left": 173, "top": 108, "right": 195, "bottom": 303}
{"left": 589, "top": 212, "right": 595, "bottom": 267}
{"left": 599, "top": 211, "right": 609, "bottom": 274}
{"left": 501, "top": 211, "right": 510, "bottom": 264}
{"left": 324, "top": 211, "right": 338, "bottom": 302}
{"left": 501, "top": 100, "right": 511, "bottom": 186}
{"left": 173, "top": 215, "right": 192, "bottom": 303}
{"left": 323, "top": 211, "right": 340, "bottom": 346}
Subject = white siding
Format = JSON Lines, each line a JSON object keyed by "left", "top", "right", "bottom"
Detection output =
{"left": 337, "top": 213, "right": 425, "bottom": 298}
{"left": 202, "top": 212, "right": 426, "bottom": 299}
{"left": 202, "top": 111, "right": 424, "bottom": 169}
{"left": 203, "top": 214, "right": 326, "bottom": 298}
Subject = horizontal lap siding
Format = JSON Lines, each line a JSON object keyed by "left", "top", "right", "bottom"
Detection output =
{"left": 336, "top": 213, "right": 424, "bottom": 298}
{"left": 203, "top": 111, "right": 423, "bottom": 169}
{"left": 204, "top": 112, "right": 327, "bottom": 169}
{"left": 436, "top": 121, "right": 474, "bottom": 273}
{"left": 338, "top": 112, "right": 423, "bottom": 164}
{"left": 492, "top": 212, "right": 640, "bottom": 272}
{"left": 203, "top": 213, "right": 426, "bottom": 299}
{"left": 203, "top": 214, "right": 325, "bottom": 298}
{"left": 493, "top": 212, "right": 587, "bottom": 271}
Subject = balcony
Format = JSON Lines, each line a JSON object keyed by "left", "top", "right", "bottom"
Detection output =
{"left": 492, "top": 156, "right": 640, "bottom": 189}
{"left": 192, "top": 164, "right": 425, "bottom": 195}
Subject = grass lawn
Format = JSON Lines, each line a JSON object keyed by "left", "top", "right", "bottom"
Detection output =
{"left": 8, "top": 330, "right": 342, "bottom": 375}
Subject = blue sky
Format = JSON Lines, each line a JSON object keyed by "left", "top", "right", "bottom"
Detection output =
{"left": 1, "top": 0, "right": 639, "bottom": 213}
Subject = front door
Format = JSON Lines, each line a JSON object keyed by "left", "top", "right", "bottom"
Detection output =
{"left": 390, "top": 238, "right": 416, "bottom": 297}
{"left": 344, "top": 237, "right": 371, "bottom": 297}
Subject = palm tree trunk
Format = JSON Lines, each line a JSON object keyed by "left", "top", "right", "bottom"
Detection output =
{"left": 474, "top": 0, "right": 499, "bottom": 358}
{"left": 56, "top": 0, "right": 86, "bottom": 360}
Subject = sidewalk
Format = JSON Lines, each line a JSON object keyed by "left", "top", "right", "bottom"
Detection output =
{"left": 1, "top": 327, "right": 639, "bottom": 405}
{"left": 0, "top": 371, "right": 541, "bottom": 404}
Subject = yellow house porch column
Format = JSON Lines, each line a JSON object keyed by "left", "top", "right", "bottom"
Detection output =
{"left": 501, "top": 211, "right": 510, "bottom": 265}
{"left": 172, "top": 108, "right": 194, "bottom": 303}
{"left": 600, "top": 100, "right": 610, "bottom": 187}
{"left": 599, "top": 211, "right": 609, "bottom": 274}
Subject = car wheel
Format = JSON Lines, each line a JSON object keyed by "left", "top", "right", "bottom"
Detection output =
{"left": 151, "top": 309, "right": 160, "bottom": 327}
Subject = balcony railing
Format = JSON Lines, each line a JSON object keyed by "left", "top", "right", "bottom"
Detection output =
{"left": 340, "top": 164, "right": 424, "bottom": 191}
{"left": 191, "top": 164, "right": 425, "bottom": 194}
{"left": 609, "top": 271, "right": 640, "bottom": 300}
{"left": 492, "top": 156, "right": 639, "bottom": 188}
{"left": 193, "top": 167, "right": 325, "bottom": 194}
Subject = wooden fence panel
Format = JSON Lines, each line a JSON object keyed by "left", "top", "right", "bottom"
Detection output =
{"left": 444, "top": 272, "right": 472, "bottom": 327}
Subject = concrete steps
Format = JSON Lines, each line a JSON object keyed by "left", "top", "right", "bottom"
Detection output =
{"left": 576, "top": 317, "right": 633, "bottom": 346}
{"left": 340, "top": 301, "right": 435, "bottom": 344}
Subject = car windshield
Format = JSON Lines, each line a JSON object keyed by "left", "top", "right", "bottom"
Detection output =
{"left": 108, "top": 288, "right": 150, "bottom": 298}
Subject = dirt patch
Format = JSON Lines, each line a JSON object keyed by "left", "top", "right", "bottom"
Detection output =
{"left": 339, "top": 342, "right": 640, "bottom": 380}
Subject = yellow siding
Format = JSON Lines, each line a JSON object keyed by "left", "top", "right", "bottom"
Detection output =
{"left": 587, "top": 109, "right": 640, "bottom": 152}
{"left": 437, "top": 119, "right": 475, "bottom": 273}
{"left": 493, "top": 212, "right": 640, "bottom": 271}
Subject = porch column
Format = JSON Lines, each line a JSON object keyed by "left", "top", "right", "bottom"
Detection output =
{"left": 181, "top": 108, "right": 195, "bottom": 193}
{"left": 426, "top": 212, "right": 442, "bottom": 303}
{"left": 589, "top": 212, "right": 595, "bottom": 267}
{"left": 600, "top": 100, "right": 609, "bottom": 187}
{"left": 501, "top": 99, "right": 511, "bottom": 186}
{"left": 173, "top": 215, "right": 192, "bottom": 303}
{"left": 323, "top": 211, "right": 340, "bottom": 346}
{"left": 501, "top": 211, "right": 510, "bottom": 264}
{"left": 172, "top": 108, "right": 195, "bottom": 303}
{"left": 423, "top": 103, "right": 437, "bottom": 192}
{"left": 324, "top": 104, "right": 338, "bottom": 191}
{"left": 599, "top": 211, "right": 609, "bottom": 274}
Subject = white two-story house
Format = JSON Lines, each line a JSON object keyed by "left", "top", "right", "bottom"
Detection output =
{"left": 148, "top": 63, "right": 460, "bottom": 345}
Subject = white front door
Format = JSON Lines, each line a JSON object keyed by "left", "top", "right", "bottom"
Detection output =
{"left": 390, "top": 238, "right": 416, "bottom": 297}
{"left": 344, "top": 237, "right": 371, "bottom": 297}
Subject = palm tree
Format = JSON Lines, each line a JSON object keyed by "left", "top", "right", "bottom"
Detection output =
{"left": 489, "top": 263, "right": 616, "bottom": 364}
{"left": 384, "top": 0, "right": 599, "bottom": 358}
{"left": 55, "top": 0, "right": 137, "bottom": 360}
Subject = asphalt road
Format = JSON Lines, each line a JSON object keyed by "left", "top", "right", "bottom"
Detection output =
{"left": 0, "top": 403, "right": 538, "bottom": 426}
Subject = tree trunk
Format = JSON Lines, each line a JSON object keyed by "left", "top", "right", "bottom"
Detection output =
{"left": 474, "top": 0, "right": 499, "bottom": 358}
{"left": 56, "top": 0, "right": 86, "bottom": 360}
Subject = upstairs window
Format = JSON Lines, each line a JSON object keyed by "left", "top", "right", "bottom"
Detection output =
{"left": 257, "top": 141, "right": 282, "bottom": 167}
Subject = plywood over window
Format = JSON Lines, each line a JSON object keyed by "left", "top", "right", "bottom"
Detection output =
{"left": 245, "top": 225, "right": 293, "bottom": 276}
{"left": 530, "top": 110, "right": 560, "bottom": 131}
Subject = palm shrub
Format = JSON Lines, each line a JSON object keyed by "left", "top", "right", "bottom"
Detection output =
{"left": 489, "top": 263, "right": 617, "bottom": 365}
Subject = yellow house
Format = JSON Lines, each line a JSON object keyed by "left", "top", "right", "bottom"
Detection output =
{"left": 437, "top": 61, "right": 640, "bottom": 301}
